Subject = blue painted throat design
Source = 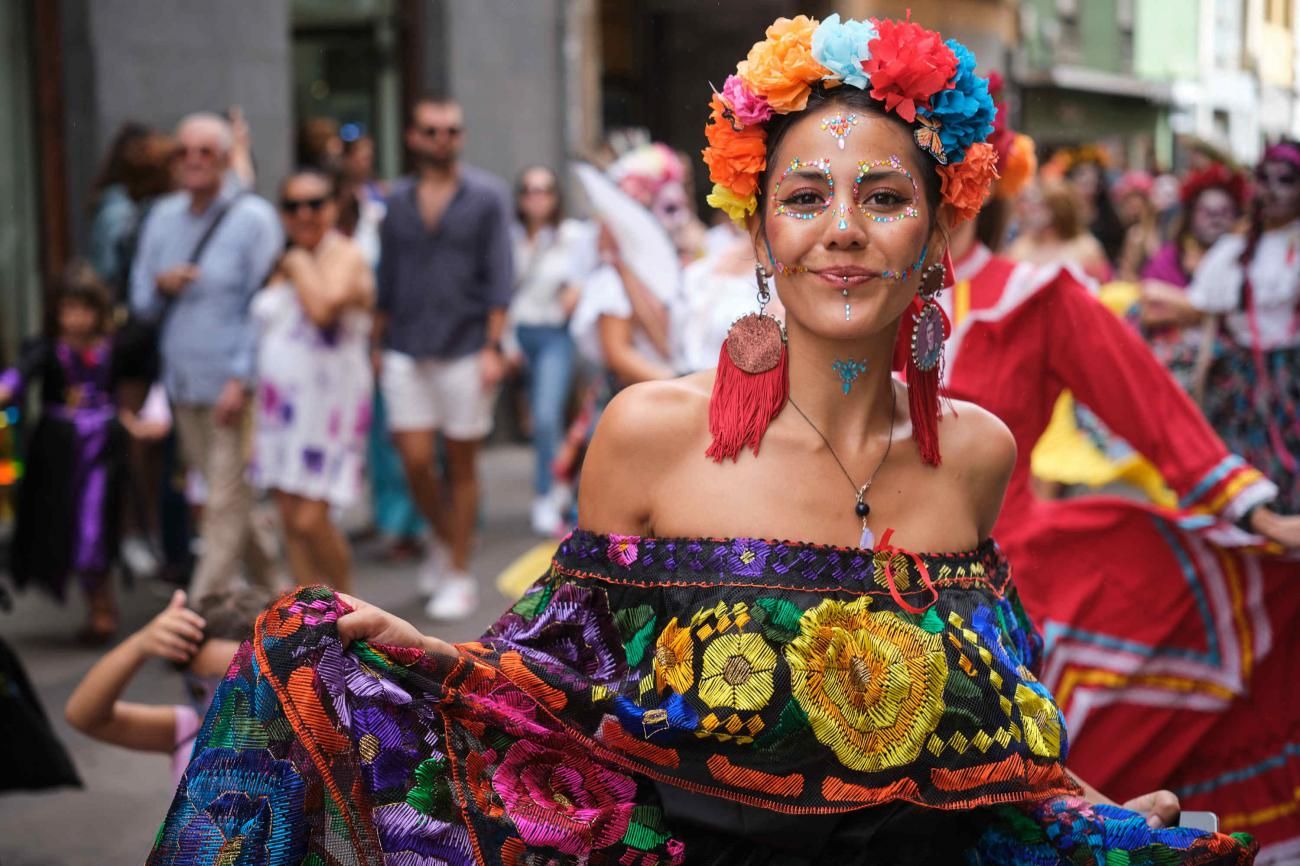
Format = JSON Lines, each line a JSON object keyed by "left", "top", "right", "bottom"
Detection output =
{"left": 832, "top": 358, "right": 868, "bottom": 395}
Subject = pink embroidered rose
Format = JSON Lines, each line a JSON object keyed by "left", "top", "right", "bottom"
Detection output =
{"left": 607, "top": 534, "right": 640, "bottom": 567}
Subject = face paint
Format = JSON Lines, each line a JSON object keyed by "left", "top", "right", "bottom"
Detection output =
{"left": 773, "top": 157, "right": 834, "bottom": 220}
{"left": 820, "top": 112, "right": 859, "bottom": 150}
{"left": 832, "top": 358, "right": 868, "bottom": 394}
{"left": 855, "top": 156, "right": 921, "bottom": 223}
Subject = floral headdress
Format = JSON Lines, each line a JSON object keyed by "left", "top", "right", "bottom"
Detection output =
{"left": 1180, "top": 162, "right": 1249, "bottom": 211}
{"left": 703, "top": 14, "right": 1000, "bottom": 227}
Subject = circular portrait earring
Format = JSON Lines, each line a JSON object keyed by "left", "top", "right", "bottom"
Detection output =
{"left": 904, "top": 259, "right": 951, "bottom": 466}
{"left": 706, "top": 264, "right": 789, "bottom": 462}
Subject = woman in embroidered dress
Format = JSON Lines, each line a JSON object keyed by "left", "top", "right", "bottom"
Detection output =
{"left": 149, "top": 15, "right": 1257, "bottom": 866}
{"left": 1182, "top": 142, "right": 1300, "bottom": 516}
{"left": 249, "top": 168, "right": 374, "bottom": 593}
{"left": 945, "top": 114, "right": 1300, "bottom": 859}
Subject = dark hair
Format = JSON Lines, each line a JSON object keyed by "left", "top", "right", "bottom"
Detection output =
{"left": 279, "top": 165, "right": 338, "bottom": 200}
{"left": 123, "top": 133, "right": 177, "bottom": 202}
{"left": 193, "top": 587, "right": 273, "bottom": 644}
{"left": 90, "top": 122, "right": 152, "bottom": 208}
{"left": 514, "top": 165, "right": 563, "bottom": 227}
{"left": 408, "top": 93, "right": 460, "bottom": 126}
{"left": 46, "top": 260, "right": 113, "bottom": 337}
{"left": 757, "top": 85, "right": 943, "bottom": 233}
{"left": 1067, "top": 160, "right": 1124, "bottom": 264}
{"left": 975, "top": 195, "right": 1012, "bottom": 251}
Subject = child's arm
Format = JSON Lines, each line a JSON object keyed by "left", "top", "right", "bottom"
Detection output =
{"left": 64, "top": 590, "right": 207, "bottom": 753}
{"left": 118, "top": 382, "right": 172, "bottom": 441}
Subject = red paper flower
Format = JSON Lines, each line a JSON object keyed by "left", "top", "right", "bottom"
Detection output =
{"left": 861, "top": 17, "right": 957, "bottom": 123}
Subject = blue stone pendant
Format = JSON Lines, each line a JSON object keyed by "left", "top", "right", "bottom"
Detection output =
{"left": 860, "top": 524, "right": 875, "bottom": 549}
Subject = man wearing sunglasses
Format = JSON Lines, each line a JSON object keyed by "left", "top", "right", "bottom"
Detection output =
{"left": 374, "top": 95, "right": 515, "bottom": 620}
{"left": 130, "top": 112, "right": 282, "bottom": 602}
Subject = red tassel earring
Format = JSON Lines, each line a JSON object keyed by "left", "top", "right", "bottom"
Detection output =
{"left": 706, "top": 264, "right": 789, "bottom": 462}
{"left": 903, "top": 255, "right": 952, "bottom": 466}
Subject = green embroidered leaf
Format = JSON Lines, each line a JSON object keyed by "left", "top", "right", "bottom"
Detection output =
{"left": 753, "top": 597, "right": 804, "bottom": 643}
{"left": 407, "top": 757, "right": 454, "bottom": 818}
{"left": 623, "top": 612, "right": 658, "bottom": 667}
{"left": 946, "top": 668, "right": 984, "bottom": 701}
{"left": 754, "top": 699, "right": 810, "bottom": 751}
{"left": 511, "top": 582, "right": 554, "bottom": 619}
{"left": 919, "top": 608, "right": 945, "bottom": 634}
{"left": 207, "top": 689, "right": 268, "bottom": 750}
{"left": 941, "top": 704, "right": 984, "bottom": 729}
{"left": 621, "top": 805, "right": 673, "bottom": 850}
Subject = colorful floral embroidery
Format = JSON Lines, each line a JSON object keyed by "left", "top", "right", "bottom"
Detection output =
{"left": 1015, "top": 683, "right": 1064, "bottom": 759}
{"left": 492, "top": 739, "right": 637, "bottom": 856}
{"left": 785, "top": 596, "right": 947, "bottom": 772}
{"left": 697, "top": 631, "right": 777, "bottom": 712}
{"left": 654, "top": 618, "right": 695, "bottom": 695}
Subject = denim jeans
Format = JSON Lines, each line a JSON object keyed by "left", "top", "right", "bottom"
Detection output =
{"left": 516, "top": 324, "right": 576, "bottom": 495}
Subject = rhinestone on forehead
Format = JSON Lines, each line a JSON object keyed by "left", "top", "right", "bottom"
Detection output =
{"left": 855, "top": 155, "right": 920, "bottom": 223}
{"left": 773, "top": 157, "right": 834, "bottom": 220}
{"left": 819, "top": 112, "right": 859, "bottom": 150}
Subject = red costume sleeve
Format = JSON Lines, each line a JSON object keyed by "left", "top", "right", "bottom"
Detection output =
{"left": 1043, "top": 269, "right": 1275, "bottom": 521}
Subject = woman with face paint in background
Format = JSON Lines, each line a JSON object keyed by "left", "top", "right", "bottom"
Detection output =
{"left": 1185, "top": 142, "right": 1300, "bottom": 516}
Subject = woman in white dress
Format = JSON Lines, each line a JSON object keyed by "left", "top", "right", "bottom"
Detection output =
{"left": 250, "top": 168, "right": 374, "bottom": 591}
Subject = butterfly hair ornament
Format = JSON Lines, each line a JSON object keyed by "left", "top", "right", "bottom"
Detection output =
{"left": 702, "top": 12, "right": 998, "bottom": 466}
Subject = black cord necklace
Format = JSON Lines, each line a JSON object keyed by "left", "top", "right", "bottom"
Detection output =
{"left": 787, "top": 383, "right": 897, "bottom": 549}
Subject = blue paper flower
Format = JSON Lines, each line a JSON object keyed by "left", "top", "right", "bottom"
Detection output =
{"left": 918, "top": 39, "right": 996, "bottom": 164}
{"left": 811, "top": 13, "right": 877, "bottom": 90}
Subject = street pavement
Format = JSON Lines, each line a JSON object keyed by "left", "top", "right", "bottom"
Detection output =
{"left": 0, "top": 445, "right": 543, "bottom": 865}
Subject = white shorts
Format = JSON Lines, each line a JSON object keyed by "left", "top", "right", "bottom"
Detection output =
{"left": 379, "top": 350, "right": 497, "bottom": 439}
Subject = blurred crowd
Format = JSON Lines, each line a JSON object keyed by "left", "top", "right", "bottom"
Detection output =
{"left": 3, "top": 97, "right": 1299, "bottom": 642}
{"left": 0, "top": 90, "right": 1297, "bottom": 796}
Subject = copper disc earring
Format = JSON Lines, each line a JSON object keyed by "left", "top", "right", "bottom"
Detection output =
{"left": 706, "top": 263, "right": 790, "bottom": 461}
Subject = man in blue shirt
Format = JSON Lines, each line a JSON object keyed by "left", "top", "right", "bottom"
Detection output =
{"left": 374, "top": 95, "right": 514, "bottom": 620}
{"left": 131, "top": 112, "right": 282, "bottom": 602}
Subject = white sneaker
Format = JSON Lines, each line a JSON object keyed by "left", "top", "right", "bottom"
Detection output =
{"left": 121, "top": 535, "right": 160, "bottom": 579}
{"left": 530, "top": 495, "right": 563, "bottom": 537}
{"left": 418, "top": 539, "right": 450, "bottom": 594}
{"left": 424, "top": 572, "right": 478, "bottom": 621}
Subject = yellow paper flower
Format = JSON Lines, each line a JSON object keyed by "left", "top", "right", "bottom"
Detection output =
{"left": 736, "top": 16, "right": 829, "bottom": 114}
{"left": 653, "top": 618, "right": 694, "bottom": 695}
{"left": 785, "top": 597, "right": 947, "bottom": 773}
{"left": 706, "top": 183, "right": 757, "bottom": 225}
{"left": 1014, "top": 684, "right": 1063, "bottom": 758}
{"left": 697, "top": 631, "right": 777, "bottom": 711}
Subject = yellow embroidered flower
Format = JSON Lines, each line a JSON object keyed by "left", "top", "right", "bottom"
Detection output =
{"left": 736, "top": 15, "right": 829, "bottom": 113}
{"left": 706, "top": 183, "right": 757, "bottom": 225}
{"left": 1014, "top": 683, "right": 1063, "bottom": 758}
{"left": 697, "top": 632, "right": 777, "bottom": 711}
{"left": 653, "top": 618, "right": 694, "bottom": 695}
{"left": 785, "top": 597, "right": 947, "bottom": 772}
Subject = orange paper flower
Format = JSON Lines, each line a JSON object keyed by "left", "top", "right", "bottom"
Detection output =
{"left": 995, "top": 133, "right": 1036, "bottom": 201}
{"left": 736, "top": 16, "right": 829, "bottom": 114}
{"left": 702, "top": 95, "right": 767, "bottom": 197}
{"left": 938, "top": 141, "right": 999, "bottom": 223}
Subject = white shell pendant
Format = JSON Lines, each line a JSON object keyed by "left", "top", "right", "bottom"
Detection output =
{"left": 860, "top": 523, "right": 875, "bottom": 550}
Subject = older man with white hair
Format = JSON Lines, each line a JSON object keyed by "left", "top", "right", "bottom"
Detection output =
{"left": 130, "top": 111, "right": 282, "bottom": 601}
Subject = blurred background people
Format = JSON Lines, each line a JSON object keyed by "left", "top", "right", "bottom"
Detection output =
{"left": 1008, "top": 178, "right": 1112, "bottom": 281}
{"left": 506, "top": 165, "right": 588, "bottom": 536}
{"left": 129, "top": 112, "right": 282, "bottom": 603}
{"left": 1, "top": 265, "right": 130, "bottom": 640}
{"left": 250, "top": 168, "right": 374, "bottom": 593}
{"left": 1113, "top": 169, "right": 1161, "bottom": 281}
{"left": 374, "top": 95, "right": 514, "bottom": 620}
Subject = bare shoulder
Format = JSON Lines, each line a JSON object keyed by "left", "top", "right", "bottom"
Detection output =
{"left": 938, "top": 399, "right": 1017, "bottom": 474}
{"left": 578, "top": 372, "right": 713, "bottom": 533}
{"left": 937, "top": 399, "right": 1017, "bottom": 537}
{"left": 590, "top": 372, "right": 712, "bottom": 459}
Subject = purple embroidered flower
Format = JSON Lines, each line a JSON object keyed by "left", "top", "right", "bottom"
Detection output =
{"left": 372, "top": 802, "right": 474, "bottom": 865}
{"left": 607, "top": 534, "right": 640, "bottom": 567}
{"left": 492, "top": 739, "right": 636, "bottom": 857}
{"left": 355, "top": 704, "right": 421, "bottom": 792}
{"left": 727, "top": 538, "right": 770, "bottom": 576}
{"left": 721, "top": 74, "right": 774, "bottom": 126}
{"left": 491, "top": 583, "right": 627, "bottom": 684}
